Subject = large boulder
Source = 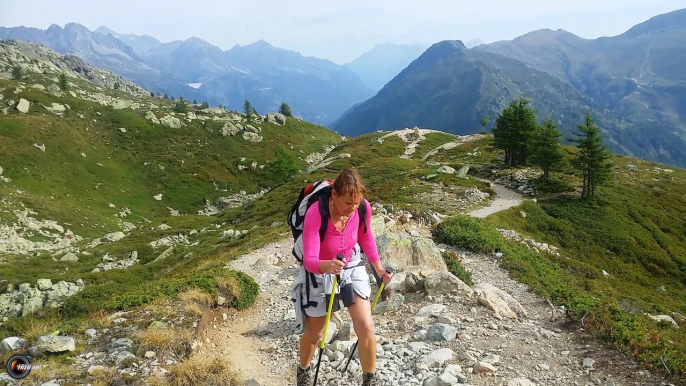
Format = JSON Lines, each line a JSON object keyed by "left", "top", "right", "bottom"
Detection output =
{"left": 221, "top": 122, "right": 241, "bottom": 136}
{"left": 474, "top": 286, "right": 518, "bottom": 320}
{"left": 267, "top": 113, "right": 287, "bottom": 126}
{"left": 30, "top": 335, "right": 75, "bottom": 358}
{"left": 375, "top": 233, "right": 447, "bottom": 273}
{"left": 160, "top": 114, "right": 182, "bottom": 128}
{"left": 242, "top": 132, "right": 263, "bottom": 143}
{"left": 473, "top": 283, "right": 527, "bottom": 318}
{"left": 423, "top": 271, "right": 473, "bottom": 297}
{"left": 0, "top": 337, "right": 28, "bottom": 354}
{"left": 16, "top": 98, "right": 30, "bottom": 113}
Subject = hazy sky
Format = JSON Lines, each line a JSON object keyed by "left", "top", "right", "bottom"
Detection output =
{"left": 1, "top": 0, "right": 684, "bottom": 63}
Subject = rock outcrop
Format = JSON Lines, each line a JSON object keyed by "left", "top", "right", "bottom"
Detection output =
{"left": 0, "top": 279, "right": 85, "bottom": 321}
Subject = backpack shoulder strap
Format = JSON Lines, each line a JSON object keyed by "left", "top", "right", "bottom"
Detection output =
{"left": 317, "top": 189, "right": 331, "bottom": 242}
{"left": 358, "top": 199, "right": 368, "bottom": 234}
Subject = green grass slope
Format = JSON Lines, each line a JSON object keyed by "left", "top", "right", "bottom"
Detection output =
{"left": 0, "top": 76, "right": 339, "bottom": 238}
{"left": 431, "top": 140, "right": 686, "bottom": 382}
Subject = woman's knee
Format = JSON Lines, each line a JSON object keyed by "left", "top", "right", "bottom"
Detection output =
{"left": 304, "top": 328, "right": 323, "bottom": 343}
{"left": 303, "top": 317, "right": 325, "bottom": 343}
{"left": 353, "top": 318, "right": 375, "bottom": 339}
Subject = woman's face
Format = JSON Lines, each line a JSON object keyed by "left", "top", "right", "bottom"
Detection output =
{"left": 332, "top": 190, "right": 360, "bottom": 218}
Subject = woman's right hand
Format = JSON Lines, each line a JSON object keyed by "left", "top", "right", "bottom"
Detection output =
{"left": 319, "top": 259, "right": 345, "bottom": 275}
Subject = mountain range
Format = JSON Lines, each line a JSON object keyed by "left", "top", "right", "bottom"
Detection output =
{"left": 332, "top": 8, "right": 686, "bottom": 168}
{"left": 0, "top": 23, "right": 375, "bottom": 125}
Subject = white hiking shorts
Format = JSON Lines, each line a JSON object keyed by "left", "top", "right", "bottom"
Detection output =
{"left": 290, "top": 244, "right": 372, "bottom": 327}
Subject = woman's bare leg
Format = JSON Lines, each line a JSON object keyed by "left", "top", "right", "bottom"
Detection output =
{"left": 299, "top": 314, "right": 327, "bottom": 367}
{"left": 347, "top": 295, "right": 376, "bottom": 373}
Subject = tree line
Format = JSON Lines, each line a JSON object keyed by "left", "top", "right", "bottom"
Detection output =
{"left": 487, "top": 97, "right": 613, "bottom": 199}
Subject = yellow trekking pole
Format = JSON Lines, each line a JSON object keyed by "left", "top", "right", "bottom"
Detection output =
{"left": 343, "top": 266, "right": 394, "bottom": 372}
{"left": 313, "top": 255, "right": 344, "bottom": 385}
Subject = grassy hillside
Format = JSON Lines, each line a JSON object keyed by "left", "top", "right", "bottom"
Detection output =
{"left": 431, "top": 141, "right": 686, "bottom": 382}
{"left": 0, "top": 76, "right": 339, "bottom": 236}
{"left": 0, "top": 68, "right": 340, "bottom": 308}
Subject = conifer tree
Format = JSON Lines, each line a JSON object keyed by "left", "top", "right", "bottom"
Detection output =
{"left": 569, "top": 111, "right": 613, "bottom": 199}
{"left": 530, "top": 118, "right": 565, "bottom": 181}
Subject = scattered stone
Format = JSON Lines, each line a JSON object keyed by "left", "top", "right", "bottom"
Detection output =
{"left": 16, "top": 98, "right": 29, "bottom": 113}
{"left": 464, "top": 186, "right": 490, "bottom": 202}
{"left": 437, "top": 165, "right": 456, "bottom": 174}
{"left": 160, "top": 114, "right": 182, "bottom": 128}
{"left": 30, "top": 335, "right": 76, "bottom": 357}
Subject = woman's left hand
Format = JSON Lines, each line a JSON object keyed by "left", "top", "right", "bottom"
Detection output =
{"left": 375, "top": 266, "right": 393, "bottom": 284}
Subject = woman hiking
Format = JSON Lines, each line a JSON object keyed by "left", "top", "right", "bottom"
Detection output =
{"left": 293, "top": 167, "right": 392, "bottom": 386}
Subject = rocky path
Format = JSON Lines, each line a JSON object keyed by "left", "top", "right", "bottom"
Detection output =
{"left": 205, "top": 237, "right": 663, "bottom": 386}
{"left": 375, "top": 128, "right": 445, "bottom": 159}
{"left": 201, "top": 186, "right": 665, "bottom": 386}
{"left": 468, "top": 183, "right": 523, "bottom": 219}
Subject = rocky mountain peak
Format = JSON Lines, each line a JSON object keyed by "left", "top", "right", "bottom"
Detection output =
{"left": 95, "top": 25, "right": 119, "bottom": 36}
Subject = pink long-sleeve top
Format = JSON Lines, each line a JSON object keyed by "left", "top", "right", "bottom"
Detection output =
{"left": 302, "top": 198, "right": 380, "bottom": 274}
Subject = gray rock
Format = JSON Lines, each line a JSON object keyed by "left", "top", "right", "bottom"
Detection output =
{"left": 160, "top": 114, "right": 182, "bottom": 128}
{"left": 405, "top": 342, "right": 427, "bottom": 353}
{"left": 31, "top": 335, "right": 75, "bottom": 357}
{"left": 221, "top": 122, "right": 241, "bottom": 136}
{"left": 374, "top": 293, "right": 405, "bottom": 314}
{"left": 107, "top": 338, "right": 133, "bottom": 352}
{"left": 16, "top": 98, "right": 29, "bottom": 113}
{"left": 242, "top": 131, "right": 263, "bottom": 143}
{"left": 437, "top": 372, "right": 459, "bottom": 385}
{"left": 0, "top": 337, "right": 28, "bottom": 354}
{"left": 426, "top": 323, "right": 457, "bottom": 341}
{"left": 583, "top": 358, "right": 595, "bottom": 368}
{"left": 84, "top": 329, "right": 97, "bottom": 338}
{"left": 508, "top": 379, "right": 537, "bottom": 386}
{"left": 39, "top": 381, "right": 61, "bottom": 386}
{"left": 417, "top": 304, "right": 446, "bottom": 318}
{"left": 244, "top": 124, "right": 260, "bottom": 133}
{"left": 474, "top": 361, "right": 497, "bottom": 373}
{"left": 424, "top": 272, "right": 473, "bottom": 297}
{"left": 444, "top": 364, "right": 462, "bottom": 376}
{"left": 101, "top": 232, "right": 125, "bottom": 243}
{"left": 266, "top": 113, "right": 286, "bottom": 126}
{"left": 21, "top": 295, "right": 43, "bottom": 316}
{"left": 375, "top": 233, "right": 447, "bottom": 273}
{"left": 417, "top": 348, "right": 454, "bottom": 368}
{"left": 437, "top": 165, "right": 456, "bottom": 174}
{"left": 60, "top": 252, "right": 79, "bottom": 262}
{"left": 456, "top": 165, "right": 470, "bottom": 178}
{"left": 109, "top": 350, "right": 135, "bottom": 365}
{"left": 36, "top": 278, "right": 52, "bottom": 290}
